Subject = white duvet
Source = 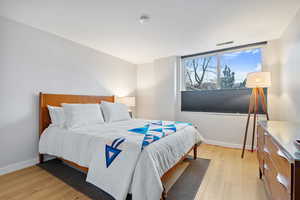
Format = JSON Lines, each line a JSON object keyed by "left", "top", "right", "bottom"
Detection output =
{"left": 39, "top": 119, "right": 201, "bottom": 200}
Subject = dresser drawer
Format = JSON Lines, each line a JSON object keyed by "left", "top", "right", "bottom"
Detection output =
{"left": 264, "top": 156, "right": 290, "bottom": 200}
{"left": 257, "top": 121, "right": 300, "bottom": 200}
{"left": 264, "top": 134, "right": 291, "bottom": 184}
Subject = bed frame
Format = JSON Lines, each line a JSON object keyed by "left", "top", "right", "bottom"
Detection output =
{"left": 39, "top": 92, "right": 198, "bottom": 199}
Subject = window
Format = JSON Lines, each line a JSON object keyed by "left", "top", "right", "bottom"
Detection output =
{"left": 181, "top": 45, "right": 266, "bottom": 114}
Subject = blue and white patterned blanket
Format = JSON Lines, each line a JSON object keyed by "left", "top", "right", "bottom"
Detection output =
{"left": 128, "top": 120, "right": 192, "bottom": 149}
{"left": 87, "top": 120, "right": 193, "bottom": 200}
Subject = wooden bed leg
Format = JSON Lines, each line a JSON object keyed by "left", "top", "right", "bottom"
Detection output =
{"left": 39, "top": 154, "right": 44, "bottom": 164}
{"left": 161, "top": 185, "right": 167, "bottom": 200}
{"left": 193, "top": 144, "right": 197, "bottom": 160}
{"left": 259, "top": 168, "right": 262, "bottom": 179}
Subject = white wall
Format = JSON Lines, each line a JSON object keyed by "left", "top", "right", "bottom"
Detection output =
{"left": 261, "top": 40, "right": 282, "bottom": 120}
{"left": 0, "top": 17, "right": 136, "bottom": 173}
{"left": 276, "top": 10, "right": 300, "bottom": 121}
{"left": 137, "top": 57, "right": 177, "bottom": 121}
{"left": 136, "top": 62, "right": 157, "bottom": 119}
{"left": 136, "top": 46, "right": 281, "bottom": 148}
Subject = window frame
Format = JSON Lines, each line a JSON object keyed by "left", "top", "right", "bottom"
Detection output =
{"left": 180, "top": 42, "right": 266, "bottom": 92}
{"left": 179, "top": 42, "right": 267, "bottom": 114}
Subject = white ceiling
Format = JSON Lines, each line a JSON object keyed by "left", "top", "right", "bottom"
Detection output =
{"left": 1, "top": 0, "right": 300, "bottom": 64}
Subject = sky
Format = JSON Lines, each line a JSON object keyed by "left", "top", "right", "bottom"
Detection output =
{"left": 221, "top": 48, "right": 262, "bottom": 82}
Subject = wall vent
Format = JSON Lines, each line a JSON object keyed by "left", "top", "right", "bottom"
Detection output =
{"left": 216, "top": 41, "right": 234, "bottom": 46}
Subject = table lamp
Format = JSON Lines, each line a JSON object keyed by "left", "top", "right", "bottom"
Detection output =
{"left": 241, "top": 72, "right": 271, "bottom": 158}
{"left": 117, "top": 96, "right": 136, "bottom": 117}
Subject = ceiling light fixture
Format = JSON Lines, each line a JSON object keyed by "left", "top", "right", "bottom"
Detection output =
{"left": 216, "top": 41, "right": 234, "bottom": 46}
{"left": 139, "top": 14, "right": 150, "bottom": 24}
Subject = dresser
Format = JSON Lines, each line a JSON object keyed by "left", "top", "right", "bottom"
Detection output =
{"left": 258, "top": 121, "right": 300, "bottom": 200}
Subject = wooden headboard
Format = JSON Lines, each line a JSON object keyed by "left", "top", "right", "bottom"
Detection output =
{"left": 39, "top": 92, "right": 114, "bottom": 136}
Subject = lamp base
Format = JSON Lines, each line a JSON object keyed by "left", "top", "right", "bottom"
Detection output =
{"left": 241, "top": 87, "right": 269, "bottom": 158}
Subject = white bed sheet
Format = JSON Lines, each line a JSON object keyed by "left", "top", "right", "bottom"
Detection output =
{"left": 39, "top": 119, "right": 201, "bottom": 199}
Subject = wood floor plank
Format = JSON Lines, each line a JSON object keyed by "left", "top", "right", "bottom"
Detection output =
{"left": 0, "top": 166, "right": 40, "bottom": 183}
{"left": 0, "top": 171, "right": 54, "bottom": 199}
{"left": 0, "top": 144, "right": 268, "bottom": 200}
{"left": 194, "top": 144, "right": 268, "bottom": 200}
{"left": 49, "top": 187, "right": 90, "bottom": 200}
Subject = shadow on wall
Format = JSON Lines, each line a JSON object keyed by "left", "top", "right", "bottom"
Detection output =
{"left": 137, "top": 79, "right": 176, "bottom": 121}
{"left": 267, "top": 61, "right": 282, "bottom": 120}
{"left": 137, "top": 84, "right": 158, "bottom": 120}
{"left": 0, "top": 95, "right": 38, "bottom": 167}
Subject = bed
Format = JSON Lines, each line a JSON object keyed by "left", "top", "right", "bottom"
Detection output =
{"left": 38, "top": 93, "right": 201, "bottom": 200}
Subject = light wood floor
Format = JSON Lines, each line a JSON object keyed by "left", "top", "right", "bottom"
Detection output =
{"left": 0, "top": 144, "right": 268, "bottom": 200}
{"left": 194, "top": 144, "right": 268, "bottom": 200}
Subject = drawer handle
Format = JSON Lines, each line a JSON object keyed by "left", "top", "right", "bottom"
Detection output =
{"left": 276, "top": 173, "right": 289, "bottom": 190}
{"left": 277, "top": 149, "right": 289, "bottom": 161}
{"left": 264, "top": 147, "right": 270, "bottom": 154}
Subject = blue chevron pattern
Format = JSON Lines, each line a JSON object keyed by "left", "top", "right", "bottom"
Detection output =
{"left": 128, "top": 121, "right": 191, "bottom": 149}
{"left": 105, "top": 137, "right": 125, "bottom": 168}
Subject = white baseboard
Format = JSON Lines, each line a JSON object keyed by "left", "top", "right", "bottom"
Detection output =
{"left": 0, "top": 157, "right": 39, "bottom": 176}
{"left": 0, "top": 137, "right": 254, "bottom": 176}
{"left": 203, "top": 139, "right": 255, "bottom": 150}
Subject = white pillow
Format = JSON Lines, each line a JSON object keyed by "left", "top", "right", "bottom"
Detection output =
{"left": 47, "top": 105, "right": 65, "bottom": 127}
{"left": 101, "top": 101, "right": 131, "bottom": 123}
{"left": 62, "top": 103, "right": 104, "bottom": 129}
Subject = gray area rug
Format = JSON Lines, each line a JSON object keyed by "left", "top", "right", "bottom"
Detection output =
{"left": 38, "top": 157, "right": 210, "bottom": 200}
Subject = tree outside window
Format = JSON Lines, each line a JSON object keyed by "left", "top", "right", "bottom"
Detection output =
{"left": 182, "top": 48, "right": 262, "bottom": 91}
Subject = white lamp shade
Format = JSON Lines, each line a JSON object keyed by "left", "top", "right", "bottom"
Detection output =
{"left": 246, "top": 72, "right": 271, "bottom": 88}
{"left": 117, "top": 96, "right": 136, "bottom": 107}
